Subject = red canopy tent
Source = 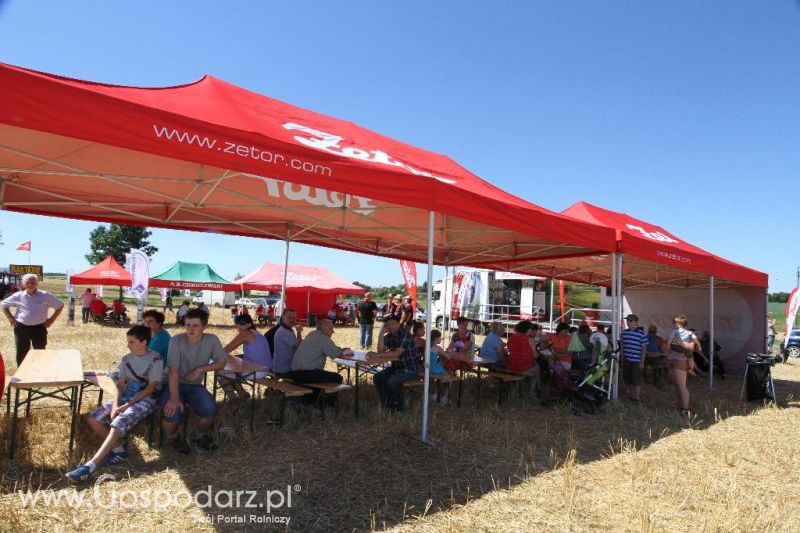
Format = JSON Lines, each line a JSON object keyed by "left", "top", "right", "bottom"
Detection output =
{"left": 0, "top": 62, "right": 619, "bottom": 442}
{"left": 0, "top": 62, "right": 616, "bottom": 269}
{"left": 236, "top": 263, "right": 365, "bottom": 321}
{"left": 70, "top": 256, "right": 131, "bottom": 286}
{"left": 477, "top": 201, "right": 768, "bottom": 376}
{"left": 476, "top": 201, "right": 766, "bottom": 289}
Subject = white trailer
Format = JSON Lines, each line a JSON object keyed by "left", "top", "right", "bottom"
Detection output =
{"left": 430, "top": 269, "right": 546, "bottom": 334}
{"left": 192, "top": 290, "right": 236, "bottom": 308}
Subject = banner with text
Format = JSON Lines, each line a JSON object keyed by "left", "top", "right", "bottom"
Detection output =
{"left": 125, "top": 249, "right": 150, "bottom": 300}
{"left": 400, "top": 260, "right": 418, "bottom": 313}
{"left": 786, "top": 288, "right": 799, "bottom": 348}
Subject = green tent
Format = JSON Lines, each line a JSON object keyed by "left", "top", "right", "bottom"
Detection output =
{"left": 149, "top": 261, "right": 237, "bottom": 290}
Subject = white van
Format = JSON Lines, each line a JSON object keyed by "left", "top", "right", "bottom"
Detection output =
{"left": 192, "top": 290, "right": 236, "bottom": 308}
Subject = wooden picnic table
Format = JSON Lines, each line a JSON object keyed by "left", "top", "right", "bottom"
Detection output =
{"left": 5, "top": 349, "right": 84, "bottom": 460}
{"left": 212, "top": 355, "right": 271, "bottom": 431}
{"left": 446, "top": 351, "right": 496, "bottom": 407}
{"left": 334, "top": 351, "right": 399, "bottom": 417}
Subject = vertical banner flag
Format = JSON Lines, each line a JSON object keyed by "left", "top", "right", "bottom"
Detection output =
{"left": 160, "top": 288, "right": 168, "bottom": 302}
{"left": 559, "top": 280, "right": 566, "bottom": 319}
{"left": 124, "top": 249, "right": 150, "bottom": 300}
{"left": 66, "top": 267, "right": 75, "bottom": 324}
{"left": 96, "top": 284, "right": 104, "bottom": 298}
{"left": 16, "top": 241, "right": 31, "bottom": 251}
{"left": 184, "top": 289, "right": 191, "bottom": 298}
{"left": 65, "top": 267, "right": 73, "bottom": 294}
{"left": 400, "top": 260, "right": 418, "bottom": 312}
{"left": 786, "top": 288, "right": 800, "bottom": 348}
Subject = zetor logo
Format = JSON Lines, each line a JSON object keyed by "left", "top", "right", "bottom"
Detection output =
{"left": 625, "top": 223, "right": 679, "bottom": 244}
{"left": 282, "top": 122, "right": 457, "bottom": 185}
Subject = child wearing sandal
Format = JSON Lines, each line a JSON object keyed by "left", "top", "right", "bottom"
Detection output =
{"left": 66, "top": 325, "right": 163, "bottom": 483}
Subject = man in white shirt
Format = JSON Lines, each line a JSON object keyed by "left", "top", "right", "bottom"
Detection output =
{"left": 2, "top": 274, "right": 64, "bottom": 364}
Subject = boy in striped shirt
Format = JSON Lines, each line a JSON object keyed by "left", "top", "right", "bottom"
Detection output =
{"left": 620, "top": 314, "right": 648, "bottom": 401}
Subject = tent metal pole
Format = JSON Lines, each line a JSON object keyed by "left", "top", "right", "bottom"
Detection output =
{"left": 549, "top": 278, "right": 555, "bottom": 331}
{"left": 443, "top": 255, "right": 451, "bottom": 336}
{"left": 615, "top": 253, "right": 624, "bottom": 402}
{"left": 610, "top": 253, "right": 617, "bottom": 401}
{"left": 419, "top": 210, "right": 436, "bottom": 444}
{"left": 709, "top": 276, "right": 715, "bottom": 390}
{"left": 280, "top": 233, "right": 290, "bottom": 312}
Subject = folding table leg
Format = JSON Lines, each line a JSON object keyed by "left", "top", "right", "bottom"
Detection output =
{"left": 457, "top": 363, "right": 464, "bottom": 407}
{"left": 354, "top": 364, "right": 361, "bottom": 418}
{"left": 249, "top": 380, "right": 256, "bottom": 432}
{"left": 25, "top": 389, "right": 31, "bottom": 417}
{"left": 9, "top": 388, "right": 20, "bottom": 460}
{"left": 476, "top": 367, "right": 482, "bottom": 407}
{"left": 5, "top": 381, "right": 11, "bottom": 415}
{"left": 69, "top": 386, "right": 78, "bottom": 453}
{"left": 318, "top": 391, "right": 327, "bottom": 421}
{"left": 77, "top": 382, "right": 85, "bottom": 417}
{"left": 278, "top": 394, "right": 287, "bottom": 427}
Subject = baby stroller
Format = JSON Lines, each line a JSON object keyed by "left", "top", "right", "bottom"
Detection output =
{"left": 544, "top": 357, "right": 606, "bottom": 414}
{"left": 576, "top": 347, "right": 618, "bottom": 400}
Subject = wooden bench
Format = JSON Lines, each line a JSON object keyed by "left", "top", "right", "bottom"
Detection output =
{"left": 488, "top": 371, "right": 528, "bottom": 404}
{"left": 301, "top": 382, "right": 354, "bottom": 420}
{"left": 253, "top": 378, "right": 314, "bottom": 426}
{"left": 403, "top": 373, "right": 461, "bottom": 407}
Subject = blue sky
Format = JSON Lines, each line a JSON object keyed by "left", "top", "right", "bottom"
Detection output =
{"left": 0, "top": 1, "right": 798, "bottom": 291}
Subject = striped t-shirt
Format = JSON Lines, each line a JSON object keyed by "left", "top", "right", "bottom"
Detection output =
{"left": 621, "top": 328, "right": 648, "bottom": 363}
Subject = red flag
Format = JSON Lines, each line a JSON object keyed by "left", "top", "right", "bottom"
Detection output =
{"left": 400, "top": 260, "right": 418, "bottom": 313}
{"left": 16, "top": 241, "right": 31, "bottom": 251}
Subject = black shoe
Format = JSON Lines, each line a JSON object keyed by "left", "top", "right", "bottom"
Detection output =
{"left": 171, "top": 436, "right": 191, "bottom": 455}
{"left": 194, "top": 434, "right": 218, "bottom": 451}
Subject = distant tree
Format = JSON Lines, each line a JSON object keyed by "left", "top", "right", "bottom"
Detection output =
{"left": 769, "top": 292, "right": 790, "bottom": 303}
{"left": 86, "top": 224, "right": 158, "bottom": 298}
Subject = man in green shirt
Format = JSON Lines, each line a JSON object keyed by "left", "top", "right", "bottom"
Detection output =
{"left": 282, "top": 319, "right": 351, "bottom": 406}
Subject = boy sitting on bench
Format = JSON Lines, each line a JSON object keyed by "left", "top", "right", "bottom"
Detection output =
{"left": 160, "top": 308, "right": 227, "bottom": 453}
{"left": 66, "top": 325, "right": 163, "bottom": 483}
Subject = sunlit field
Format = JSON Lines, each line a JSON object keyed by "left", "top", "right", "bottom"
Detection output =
{"left": 1, "top": 307, "right": 798, "bottom": 532}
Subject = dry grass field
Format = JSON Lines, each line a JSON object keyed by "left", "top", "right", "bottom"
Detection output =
{"left": 0, "top": 306, "right": 798, "bottom": 532}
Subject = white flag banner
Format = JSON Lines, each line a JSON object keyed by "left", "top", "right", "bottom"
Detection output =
{"left": 96, "top": 284, "right": 103, "bottom": 298}
{"left": 125, "top": 249, "right": 150, "bottom": 300}
{"left": 785, "top": 288, "right": 799, "bottom": 348}
{"left": 184, "top": 289, "right": 191, "bottom": 298}
{"left": 65, "top": 267, "right": 73, "bottom": 293}
{"left": 160, "top": 288, "right": 168, "bottom": 302}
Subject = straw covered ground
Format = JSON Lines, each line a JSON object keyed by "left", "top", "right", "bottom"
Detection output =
{"left": 0, "top": 307, "right": 798, "bottom": 532}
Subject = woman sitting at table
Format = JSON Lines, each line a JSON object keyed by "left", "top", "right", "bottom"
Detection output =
{"left": 220, "top": 314, "right": 273, "bottom": 402}
{"left": 548, "top": 322, "right": 573, "bottom": 370}
{"left": 444, "top": 316, "right": 474, "bottom": 374}
{"left": 506, "top": 320, "right": 538, "bottom": 373}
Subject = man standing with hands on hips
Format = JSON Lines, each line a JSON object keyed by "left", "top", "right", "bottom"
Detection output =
{"left": 2, "top": 274, "right": 64, "bottom": 365}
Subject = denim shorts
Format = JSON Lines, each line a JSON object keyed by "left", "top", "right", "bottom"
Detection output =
{"left": 90, "top": 398, "right": 156, "bottom": 437}
{"left": 159, "top": 383, "right": 217, "bottom": 422}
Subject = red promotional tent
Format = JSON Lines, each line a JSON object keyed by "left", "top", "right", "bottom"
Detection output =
{"left": 0, "top": 62, "right": 618, "bottom": 442}
{"left": 70, "top": 256, "right": 131, "bottom": 286}
{"left": 236, "top": 263, "right": 365, "bottom": 320}
{"left": 0, "top": 62, "right": 617, "bottom": 270}
{"left": 477, "top": 201, "right": 767, "bottom": 289}
{"left": 236, "top": 263, "right": 365, "bottom": 294}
